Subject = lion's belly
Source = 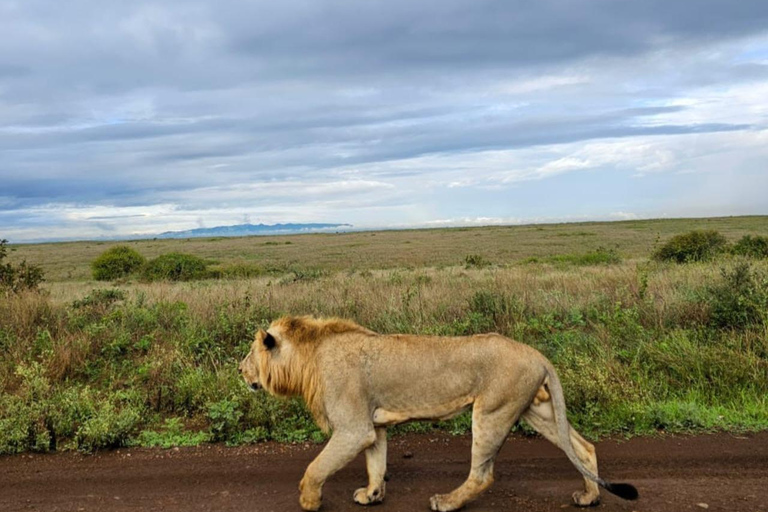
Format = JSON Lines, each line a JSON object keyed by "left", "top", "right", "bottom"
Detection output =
{"left": 372, "top": 396, "right": 474, "bottom": 426}
{"left": 362, "top": 341, "right": 494, "bottom": 425}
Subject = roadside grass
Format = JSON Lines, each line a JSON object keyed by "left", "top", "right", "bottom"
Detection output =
{"left": 2, "top": 256, "right": 767, "bottom": 453}
{"left": 1, "top": 217, "right": 767, "bottom": 453}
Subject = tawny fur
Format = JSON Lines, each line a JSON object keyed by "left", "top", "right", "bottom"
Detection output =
{"left": 248, "top": 317, "right": 374, "bottom": 432}
{"left": 239, "top": 315, "right": 635, "bottom": 512}
{"left": 271, "top": 315, "right": 374, "bottom": 345}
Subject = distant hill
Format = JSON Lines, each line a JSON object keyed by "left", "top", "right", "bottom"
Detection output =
{"left": 157, "top": 223, "right": 353, "bottom": 239}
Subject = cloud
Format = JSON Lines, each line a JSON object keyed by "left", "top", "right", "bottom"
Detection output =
{"left": 1, "top": 1, "right": 767, "bottom": 241}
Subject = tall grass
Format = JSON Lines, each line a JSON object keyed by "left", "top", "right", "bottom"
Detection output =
{"left": 2, "top": 257, "right": 767, "bottom": 453}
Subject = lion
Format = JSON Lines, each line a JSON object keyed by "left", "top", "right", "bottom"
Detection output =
{"left": 239, "top": 316, "right": 638, "bottom": 511}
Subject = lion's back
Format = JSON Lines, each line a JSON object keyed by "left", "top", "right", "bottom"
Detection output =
{"left": 318, "top": 331, "right": 546, "bottom": 411}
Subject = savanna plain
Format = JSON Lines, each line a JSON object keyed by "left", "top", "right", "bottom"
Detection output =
{"left": 2, "top": 216, "right": 768, "bottom": 512}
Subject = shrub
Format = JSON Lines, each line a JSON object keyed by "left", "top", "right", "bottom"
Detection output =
{"left": 91, "top": 246, "right": 145, "bottom": 281}
{"left": 0, "top": 363, "right": 52, "bottom": 454}
{"left": 142, "top": 253, "right": 209, "bottom": 281}
{"left": 464, "top": 254, "right": 490, "bottom": 268}
{"left": 706, "top": 261, "right": 768, "bottom": 329}
{"left": 653, "top": 230, "right": 728, "bottom": 263}
{"left": 207, "top": 399, "right": 243, "bottom": 442}
{"left": 731, "top": 235, "right": 768, "bottom": 259}
{"left": 76, "top": 401, "right": 142, "bottom": 452}
{"left": 71, "top": 288, "right": 127, "bottom": 309}
{"left": 0, "top": 239, "right": 44, "bottom": 292}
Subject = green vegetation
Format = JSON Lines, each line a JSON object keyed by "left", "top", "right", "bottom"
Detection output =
{"left": 1, "top": 217, "right": 768, "bottom": 454}
{"left": 706, "top": 262, "right": 768, "bottom": 329}
{"left": 653, "top": 230, "right": 728, "bottom": 263}
{"left": 137, "top": 418, "right": 211, "bottom": 448}
{"left": 91, "top": 245, "right": 146, "bottom": 281}
{"left": 529, "top": 247, "right": 621, "bottom": 266}
{"left": 732, "top": 234, "right": 768, "bottom": 259}
{"left": 1, "top": 239, "right": 44, "bottom": 293}
{"left": 141, "top": 253, "right": 210, "bottom": 281}
{"left": 210, "top": 262, "right": 265, "bottom": 279}
{"left": 464, "top": 254, "right": 491, "bottom": 268}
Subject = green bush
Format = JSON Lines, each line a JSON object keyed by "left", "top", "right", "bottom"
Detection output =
{"left": 91, "top": 246, "right": 145, "bottom": 281}
{"left": 0, "top": 366, "right": 120, "bottom": 454}
{"left": 464, "top": 254, "right": 491, "bottom": 268}
{"left": 653, "top": 230, "right": 728, "bottom": 263}
{"left": 76, "top": 401, "right": 142, "bottom": 452}
{"left": 0, "top": 239, "right": 44, "bottom": 292}
{"left": 207, "top": 399, "right": 243, "bottom": 442}
{"left": 72, "top": 288, "right": 127, "bottom": 309}
{"left": 0, "top": 399, "right": 51, "bottom": 454}
{"left": 731, "top": 235, "right": 768, "bottom": 259}
{"left": 706, "top": 261, "right": 768, "bottom": 329}
{"left": 142, "top": 253, "right": 209, "bottom": 281}
{"left": 0, "top": 363, "right": 53, "bottom": 454}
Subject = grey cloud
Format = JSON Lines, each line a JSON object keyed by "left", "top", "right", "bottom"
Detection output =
{"left": 1, "top": 0, "right": 768, "bottom": 241}
{"left": 3, "top": 0, "right": 768, "bottom": 101}
{"left": 229, "top": 0, "right": 768, "bottom": 73}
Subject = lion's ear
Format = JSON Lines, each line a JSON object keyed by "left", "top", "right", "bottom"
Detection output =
{"left": 263, "top": 332, "right": 276, "bottom": 350}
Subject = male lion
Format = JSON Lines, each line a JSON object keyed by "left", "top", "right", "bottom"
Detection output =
{"left": 239, "top": 316, "right": 638, "bottom": 511}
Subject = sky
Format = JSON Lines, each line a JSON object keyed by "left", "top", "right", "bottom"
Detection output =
{"left": 1, "top": 0, "right": 768, "bottom": 242}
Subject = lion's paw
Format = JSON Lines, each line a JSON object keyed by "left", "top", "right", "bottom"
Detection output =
{"left": 572, "top": 490, "right": 600, "bottom": 507}
{"left": 353, "top": 485, "right": 385, "bottom": 506}
{"left": 299, "top": 478, "right": 322, "bottom": 511}
{"left": 299, "top": 492, "right": 322, "bottom": 512}
{"left": 429, "top": 493, "right": 459, "bottom": 512}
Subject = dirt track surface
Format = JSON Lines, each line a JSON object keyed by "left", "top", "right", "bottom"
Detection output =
{"left": 2, "top": 432, "right": 767, "bottom": 512}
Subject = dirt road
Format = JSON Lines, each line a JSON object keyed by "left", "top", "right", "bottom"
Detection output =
{"left": 2, "top": 432, "right": 766, "bottom": 512}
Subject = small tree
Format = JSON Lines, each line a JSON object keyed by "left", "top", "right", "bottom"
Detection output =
{"left": 653, "top": 230, "right": 728, "bottom": 263}
{"left": 91, "top": 246, "right": 145, "bottom": 281}
{"left": 0, "top": 239, "right": 44, "bottom": 292}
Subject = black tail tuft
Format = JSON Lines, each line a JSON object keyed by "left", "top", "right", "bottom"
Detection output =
{"left": 602, "top": 482, "right": 639, "bottom": 501}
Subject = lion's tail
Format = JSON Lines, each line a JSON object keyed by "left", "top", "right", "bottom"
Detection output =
{"left": 543, "top": 360, "right": 639, "bottom": 501}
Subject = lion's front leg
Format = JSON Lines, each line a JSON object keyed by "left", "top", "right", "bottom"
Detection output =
{"left": 354, "top": 427, "right": 387, "bottom": 506}
{"left": 300, "top": 429, "right": 377, "bottom": 511}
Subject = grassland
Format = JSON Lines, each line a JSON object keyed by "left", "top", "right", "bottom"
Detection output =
{"left": 1, "top": 216, "right": 767, "bottom": 454}
{"left": 8, "top": 216, "right": 768, "bottom": 282}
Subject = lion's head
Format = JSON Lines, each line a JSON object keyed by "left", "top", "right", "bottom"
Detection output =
{"left": 238, "top": 328, "right": 276, "bottom": 392}
{"left": 239, "top": 316, "right": 374, "bottom": 432}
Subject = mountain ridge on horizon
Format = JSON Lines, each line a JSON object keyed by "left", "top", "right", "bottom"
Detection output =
{"left": 156, "top": 222, "right": 353, "bottom": 239}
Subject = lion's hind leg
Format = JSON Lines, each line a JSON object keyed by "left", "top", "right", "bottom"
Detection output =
{"left": 354, "top": 427, "right": 387, "bottom": 506}
{"left": 429, "top": 403, "right": 520, "bottom": 512}
{"left": 522, "top": 398, "right": 601, "bottom": 507}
